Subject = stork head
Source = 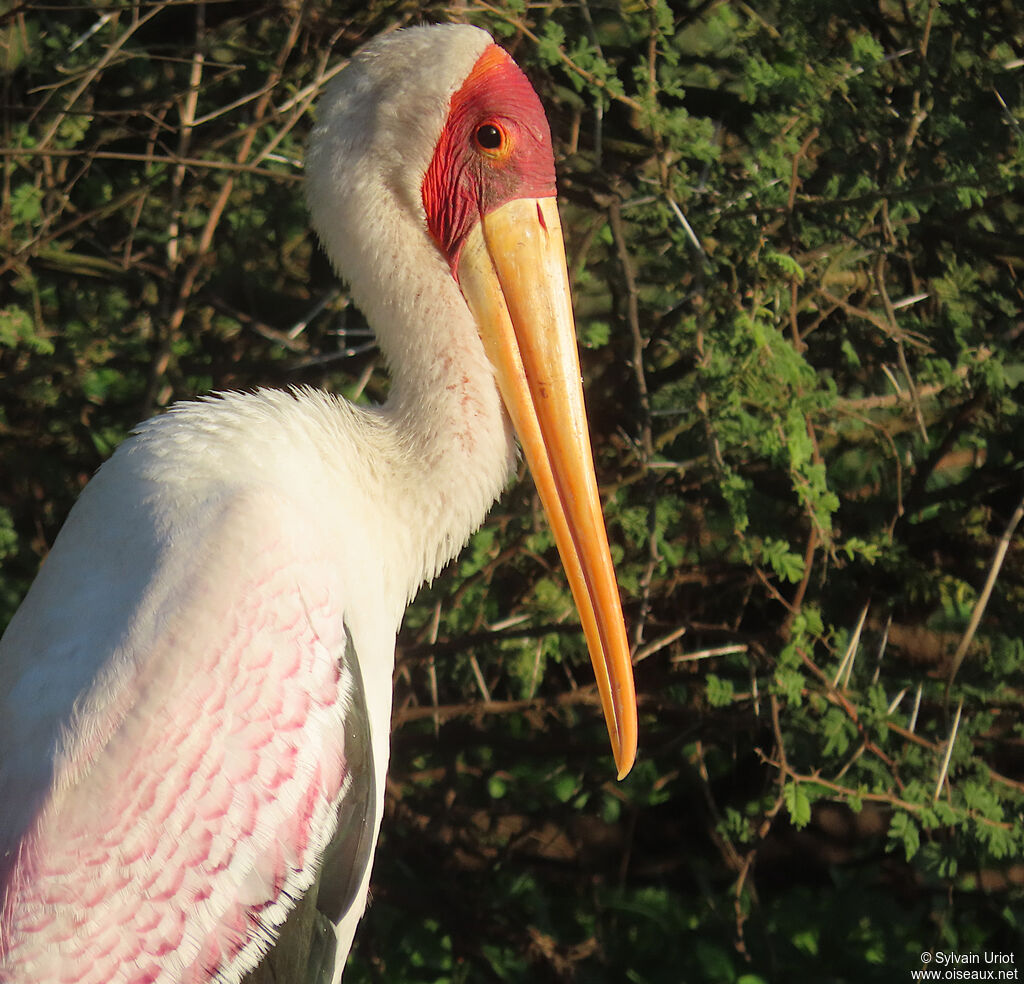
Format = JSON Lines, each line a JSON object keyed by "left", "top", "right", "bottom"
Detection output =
{"left": 306, "top": 25, "right": 637, "bottom": 778}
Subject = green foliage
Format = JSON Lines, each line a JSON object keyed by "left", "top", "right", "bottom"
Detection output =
{"left": 783, "top": 782, "right": 812, "bottom": 830}
{"left": 2, "top": 1, "right": 1023, "bottom": 981}
{"left": 706, "top": 672, "right": 735, "bottom": 708}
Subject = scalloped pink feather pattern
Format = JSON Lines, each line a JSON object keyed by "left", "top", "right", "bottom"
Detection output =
{"left": 0, "top": 525, "right": 349, "bottom": 984}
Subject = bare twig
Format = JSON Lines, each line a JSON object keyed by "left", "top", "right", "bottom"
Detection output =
{"left": 871, "top": 614, "right": 892, "bottom": 684}
{"left": 933, "top": 698, "right": 963, "bottom": 801}
{"left": 908, "top": 682, "right": 923, "bottom": 733}
{"left": 755, "top": 752, "right": 1012, "bottom": 832}
{"left": 0, "top": 148, "right": 302, "bottom": 181}
{"left": 947, "top": 491, "right": 1024, "bottom": 685}
{"left": 634, "top": 624, "right": 688, "bottom": 663}
{"left": 833, "top": 601, "right": 869, "bottom": 688}
{"left": 392, "top": 684, "right": 607, "bottom": 727}
{"left": 608, "top": 196, "right": 657, "bottom": 648}
{"left": 468, "top": 654, "right": 492, "bottom": 704}
{"left": 427, "top": 600, "right": 442, "bottom": 738}
{"left": 671, "top": 643, "right": 748, "bottom": 664}
{"left": 167, "top": 8, "right": 205, "bottom": 269}
{"left": 666, "top": 196, "right": 705, "bottom": 257}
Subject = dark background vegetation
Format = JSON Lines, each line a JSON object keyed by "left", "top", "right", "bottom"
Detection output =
{"left": 2, "top": 0, "right": 1023, "bottom": 980}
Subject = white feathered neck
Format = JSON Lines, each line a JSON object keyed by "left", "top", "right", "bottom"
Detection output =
{"left": 303, "top": 24, "right": 517, "bottom": 600}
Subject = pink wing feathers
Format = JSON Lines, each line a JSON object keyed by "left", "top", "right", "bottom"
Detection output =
{"left": 0, "top": 490, "right": 373, "bottom": 984}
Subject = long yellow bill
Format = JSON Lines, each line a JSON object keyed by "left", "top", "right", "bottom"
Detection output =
{"left": 458, "top": 196, "right": 637, "bottom": 779}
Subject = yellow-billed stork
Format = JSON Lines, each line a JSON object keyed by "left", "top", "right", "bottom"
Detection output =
{"left": 0, "top": 23, "right": 637, "bottom": 984}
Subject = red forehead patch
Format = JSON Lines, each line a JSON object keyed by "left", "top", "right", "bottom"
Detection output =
{"left": 466, "top": 43, "right": 515, "bottom": 84}
{"left": 422, "top": 44, "right": 557, "bottom": 274}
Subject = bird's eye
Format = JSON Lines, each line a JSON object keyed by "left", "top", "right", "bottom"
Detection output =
{"left": 474, "top": 123, "right": 505, "bottom": 154}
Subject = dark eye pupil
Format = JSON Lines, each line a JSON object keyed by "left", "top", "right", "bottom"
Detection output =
{"left": 476, "top": 124, "right": 502, "bottom": 150}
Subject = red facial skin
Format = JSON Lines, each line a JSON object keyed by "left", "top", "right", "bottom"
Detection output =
{"left": 422, "top": 45, "right": 557, "bottom": 275}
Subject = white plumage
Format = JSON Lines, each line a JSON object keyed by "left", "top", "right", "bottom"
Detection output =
{"left": 0, "top": 23, "right": 635, "bottom": 984}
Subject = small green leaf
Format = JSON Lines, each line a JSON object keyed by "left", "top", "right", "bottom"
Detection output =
{"left": 888, "top": 812, "right": 920, "bottom": 861}
{"left": 0, "top": 306, "right": 52, "bottom": 353}
{"left": 706, "top": 673, "right": 735, "bottom": 707}
{"left": 783, "top": 782, "right": 812, "bottom": 829}
{"left": 580, "top": 319, "right": 611, "bottom": 349}
{"left": 764, "top": 250, "right": 805, "bottom": 282}
{"left": 553, "top": 772, "right": 577, "bottom": 803}
{"left": 10, "top": 184, "right": 43, "bottom": 226}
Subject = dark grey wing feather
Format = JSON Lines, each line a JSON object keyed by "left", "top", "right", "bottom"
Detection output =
{"left": 240, "top": 626, "right": 377, "bottom": 984}
{"left": 316, "top": 624, "right": 377, "bottom": 923}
